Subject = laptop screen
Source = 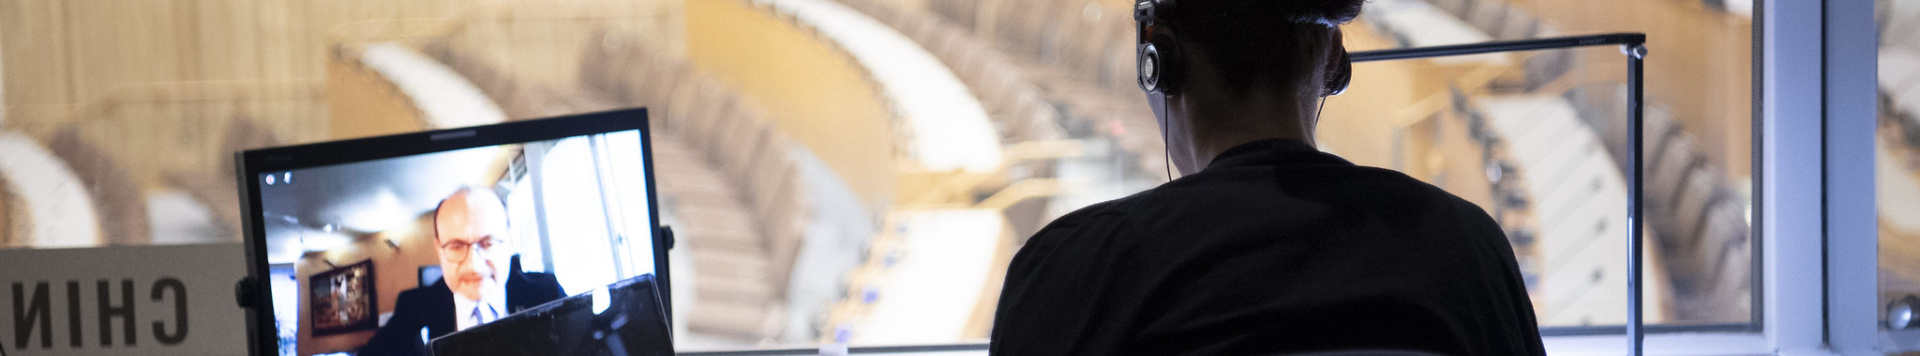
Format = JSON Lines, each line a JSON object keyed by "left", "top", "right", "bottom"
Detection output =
{"left": 430, "top": 273, "right": 672, "bottom": 356}
{"left": 237, "top": 110, "right": 667, "bottom": 356}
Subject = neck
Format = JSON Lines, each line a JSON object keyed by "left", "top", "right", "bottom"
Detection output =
{"left": 1180, "top": 90, "right": 1321, "bottom": 172}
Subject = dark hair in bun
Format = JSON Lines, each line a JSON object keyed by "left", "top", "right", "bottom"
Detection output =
{"left": 1168, "top": 0, "right": 1366, "bottom": 96}
{"left": 1183, "top": 0, "right": 1366, "bottom": 25}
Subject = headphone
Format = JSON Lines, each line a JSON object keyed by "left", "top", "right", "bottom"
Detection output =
{"left": 1134, "top": 0, "right": 1352, "bottom": 97}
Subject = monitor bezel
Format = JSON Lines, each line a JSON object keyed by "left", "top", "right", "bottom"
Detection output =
{"left": 234, "top": 108, "right": 669, "bottom": 356}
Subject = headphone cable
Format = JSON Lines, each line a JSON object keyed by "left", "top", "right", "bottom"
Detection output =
{"left": 1313, "top": 94, "right": 1329, "bottom": 144}
{"left": 1161, "top": 96, "right": 1175, "bottom": 182}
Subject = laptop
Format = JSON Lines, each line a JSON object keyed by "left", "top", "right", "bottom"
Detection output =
{"left": 234, "top": 109, "right": 672, "bottom": 356}
{"left": 430, "top": 274, "right": 672, "bottom": 356}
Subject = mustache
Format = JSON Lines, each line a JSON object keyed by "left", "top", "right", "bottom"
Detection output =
{"left": 453, "top": 267, "right": 495, "bottom": 278}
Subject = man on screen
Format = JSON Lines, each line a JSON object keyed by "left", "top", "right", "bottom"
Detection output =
{"left": 989, "top": 0, "right": 1544, "bottom": 354}
{"left": 359, "top": 187, "right": 564, "bottom": 356}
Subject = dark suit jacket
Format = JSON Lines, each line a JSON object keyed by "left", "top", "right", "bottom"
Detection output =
{"left": 358, "top": 261, "right": 564, "bottom": 356}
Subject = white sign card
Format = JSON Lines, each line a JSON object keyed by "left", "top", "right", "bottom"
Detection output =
{"left": 1, "top": 243, "right": 248, "bottom": 356}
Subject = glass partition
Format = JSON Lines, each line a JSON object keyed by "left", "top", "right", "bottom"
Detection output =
{"left": 0, "top": 0, "right": 1756, "bottom": 352}
{"left": 1877, "top": 0, "right": 1920, "bottom": 351}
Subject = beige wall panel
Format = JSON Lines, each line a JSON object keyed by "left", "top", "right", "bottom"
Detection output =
{"left": 1, "top": 0, "right": 75, "bottom": 123}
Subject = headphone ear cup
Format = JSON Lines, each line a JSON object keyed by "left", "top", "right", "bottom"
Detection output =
{"left": 1137, "top": 42, "right": 1161, "bottom": 93}
{"left": 1324, "top": 51, "right": 1352, "bottom": 96}
{"left": 1138, "top": 35, "right": 1183, "bottom": 95}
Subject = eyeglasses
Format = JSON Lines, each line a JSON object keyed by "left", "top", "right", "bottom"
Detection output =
{"left": 438, "top": 237, "right": 505, "bottom": 263}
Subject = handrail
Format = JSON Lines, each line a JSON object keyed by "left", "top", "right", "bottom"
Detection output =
{"left": 1353, "top": 33, "right": 1647, "bottom": 62}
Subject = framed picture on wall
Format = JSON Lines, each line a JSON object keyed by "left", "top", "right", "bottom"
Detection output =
{"left": 310, "top": 259, "right": 378, "bottom": 336}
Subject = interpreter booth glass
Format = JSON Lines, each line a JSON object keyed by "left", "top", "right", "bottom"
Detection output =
{"left": 795, "top": 5, "right": 1753, "bottom": 351}
{"left": 669, "top": 34, "right": 1746, "bottom": 356}
{"left": 237, "top": 111, "right": 668, "bottom": 356}
{"left": 1879, "top": 0, "right": 1920, "bottom": 350}
{"left": 1339, "top": 0, "right": 1756, "bottom": 335}
{"left": 1335, "top": 36, "right": 1756, "bottom": 338}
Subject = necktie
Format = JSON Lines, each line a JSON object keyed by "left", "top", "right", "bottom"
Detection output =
{"left": 469, "top": 306, "right": 483, "bottom": 327}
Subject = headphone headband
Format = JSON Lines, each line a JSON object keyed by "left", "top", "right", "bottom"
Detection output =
{"left": 1135, "top": 0, "right": 1174, "bottom": 23}
{"left": 1140, "top": 0, "right": 1346, "bottom": 27}
{"left": 1134, "top": 0, "right": 1349, "bottom": 96}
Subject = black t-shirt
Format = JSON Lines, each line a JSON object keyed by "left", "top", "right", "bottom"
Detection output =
{"left": 989, "top": 139, "right": 1545, "bottom": 355}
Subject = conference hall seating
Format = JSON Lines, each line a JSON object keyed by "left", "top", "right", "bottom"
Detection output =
{"left": 833, "top": 0, "right": 1066, "bottom": 144}
{"left": 1563, "top": 83, "right": 1754, "bottom": 322}
{"left": 356, "top": 43, "right": 509, "bottom": 129}
{"left": 42, "top": 127, "right": 150, "bottom": 246}
{"left": 574, "top": 30, "right": 818, "bottom": 341}
{"left": 907, "top": 0, "right": 1599, "bottom": 181}
{"left": 1362, "top": 0, "right": 1571, "bottom": 92}
{"left": 654, "top": 130, "right": 792, "bottom": 339}
{"left": 1398, "top": 0, "right": 1758, "bottom": 323}
{"left": 1471, "top": 93, "right": 1671, "bottom": 325}
{"left": 907, "top": 0, "right": 1756, "bottom": 323}
{"left": 1886, "top": 49, "right": 1920, "bottom": 131}
{"left": 1877, "top": 1, "right": 1920, "bottom": 162}
{"left": 0, "top": 175, "right": 19, "bottom": 246}
{"left": 964, "top": 0, "right": 1138, "bottom": 93}
{"left": 167, "top": 118, "right": 280, "bottom": 243}
{"left": 1402, "top": 0, "right": 1751, "bottom": 322}
{"left": 1883, "top": 0, "right": 1920, "bottom": 57}
{"left": 0, "top": 132, "right": 100, "bottom": 248}
{"left": 826, "top": 209, "right": 1007, "bottom": 344}
{"left": 1875, "top": 0, "right": 1920, "bottom": 309}
{"left": 837, "top": 0, "right": 1167, "bottom": 176}
{"left": 337, "top": 21, "right": 821, "bottom": 341}
{"left": 1366, "top": 0, "right": 1504, "bottom": 53}
{"left": 757, "top": 0, "right": 1004, "bottom": 174}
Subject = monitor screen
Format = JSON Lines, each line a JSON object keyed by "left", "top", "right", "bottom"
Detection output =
{"left": 238, "top": 110, "right": 667, "bottom": 356}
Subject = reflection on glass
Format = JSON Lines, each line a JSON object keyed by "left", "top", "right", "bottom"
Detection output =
{"left": 1879, "top": 0, "right": 1920, "bottom": 347}
{"left": 0, "top": 0, "right": 1756, "bottom": 350}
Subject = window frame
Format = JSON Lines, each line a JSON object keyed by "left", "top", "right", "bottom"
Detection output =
{"left": 1530, "top": 0, "right": 1883, "bottom": 354}
{"left": 1761, "top": 0, "right": 1880, "bottom": 354}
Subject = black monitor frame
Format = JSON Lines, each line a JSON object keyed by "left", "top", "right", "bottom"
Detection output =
{"left": 233, "top": 108, "right": 670, "bottom": 356}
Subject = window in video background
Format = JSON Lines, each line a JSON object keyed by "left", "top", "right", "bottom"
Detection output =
{"left": 256, "top": 131, "right": 655, "bottom": 356}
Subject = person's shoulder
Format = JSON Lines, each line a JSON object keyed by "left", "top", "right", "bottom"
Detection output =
{"left": 391, "top": 283, "right": 450, "bottom": 316}
{"left": 1046, "top": 197, "right": 1132, "bottom": 229}
{"left": 521, "top": 271, "right": 560, "bottom": 283}
{"left": 1034, "top": 189, "right": 1157, "bottom": 236}
{"left": 1339, "top": 166, "right": 1507, "bottom": 241}
{"left": 1339, "top": 164, "right": 1448, "bottom": 191}
{"left": 1306, "top": 164, "right": 1504, "bottom": 233}
{"left": 1337, "top": 165, "right": 1488, "bottom": 208}
{"left": 1018, "top": 194, "right": 1145, "bottom": 256}
{"left": 515, "top": 271, "right": 564, "bottom": 291}
{"left": 398, "top": 281, "right": 448, "bottom": 300}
